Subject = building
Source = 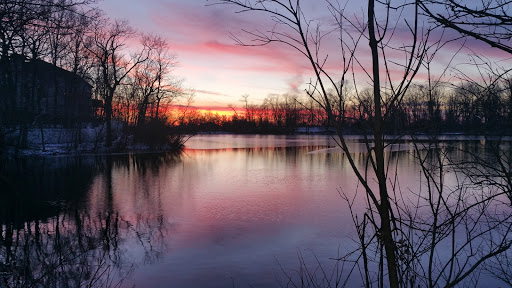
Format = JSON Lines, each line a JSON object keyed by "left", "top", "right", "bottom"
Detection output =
{"left": 0, "top": 54, "right": 93, "bottom": 127}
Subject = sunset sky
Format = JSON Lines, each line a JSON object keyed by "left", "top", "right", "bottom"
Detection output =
{"left": 99, "top": 0, "right": 511, "bottom": 112}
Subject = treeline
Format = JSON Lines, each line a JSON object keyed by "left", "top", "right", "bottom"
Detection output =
{"left": 182, "top": 94, "right": 317, "bottom": 134}
{"left": 183, "top": 82, "right": 512, "bottom": 135}
{"left": 0, "top": 0, "right": 188, "bottom": 151}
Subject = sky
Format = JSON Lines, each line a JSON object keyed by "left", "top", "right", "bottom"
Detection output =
{"left": 98, "top": 0, "right": 307, "bottom": 112}
{"left": 98, "top": 0, "right": 512, "bottom": 112}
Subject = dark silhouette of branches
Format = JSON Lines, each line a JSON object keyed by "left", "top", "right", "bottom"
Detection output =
{"left": 212, "top": 1, "right": 512, "bottom": 287}
{"left": 419, "top": 0, "right": 512, "bottom": 54}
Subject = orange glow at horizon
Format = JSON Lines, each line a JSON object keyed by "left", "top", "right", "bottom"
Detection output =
{"left": 197, "top": 109, "right": 232, "bottom": 117}
{"left": 194, "top": 107, "right": 246, "bottom": 118}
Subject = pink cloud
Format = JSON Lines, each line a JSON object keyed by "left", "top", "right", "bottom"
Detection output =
{"left": 148, "top": 1, "right": 318, "bottom": 76}
{"left": 117, "top": 0, "right": 512, "bottom": 108}
{"left": 151, "top": 1, "right": 257, "bottom": 42}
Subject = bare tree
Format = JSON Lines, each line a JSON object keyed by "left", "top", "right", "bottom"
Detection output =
{"left": 210, "top": 0, "right": 432, "bottom": 286}
{"left": 211, "top": 0, "right": 512, "bottom": 287}
{"left": 0, "top": 0, "right": 98, "bottom": 150}
{"left": 133, "top": 35, "right": 179, "bottom": 126}
{"left": 84, "top": 19, "right": 151, "bottom": 147}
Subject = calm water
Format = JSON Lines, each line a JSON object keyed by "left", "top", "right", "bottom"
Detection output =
{"left": 0, "top": 135, "right": 508, "bottom": 287}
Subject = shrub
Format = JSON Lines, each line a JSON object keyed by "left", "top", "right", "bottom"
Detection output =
{"left": 132, "top": 117, "right": 187, "bottom": 150}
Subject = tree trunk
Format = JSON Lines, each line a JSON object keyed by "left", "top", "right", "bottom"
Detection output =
{"left": 155, "top": 98, "right": 161, "bottom": 119}
{"left": 105, "top": 89, "right": 114, "bottom": 147}
{"left": 368, "top": 0, "right": 399, "bottom": 287}
{"left": 137, "top": 95, "right": 149, "bottom": 126}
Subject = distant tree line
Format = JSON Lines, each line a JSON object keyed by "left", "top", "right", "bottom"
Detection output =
{"left": 181, "top": 81, "right": 512, "bottom": 135}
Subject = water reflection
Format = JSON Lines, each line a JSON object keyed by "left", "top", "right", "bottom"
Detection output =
{"left": 0, "top": 139, "right": 422, "bottom": 287}
{"left": 0, "top": 153, "right": 180, "bottom": 287}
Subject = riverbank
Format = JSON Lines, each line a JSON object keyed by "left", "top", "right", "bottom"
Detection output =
{"left": 1, "top": 123, "right": 189, "bottom": 157}
{"left": 3, "top": 125, "right": 512, "bottom": 158}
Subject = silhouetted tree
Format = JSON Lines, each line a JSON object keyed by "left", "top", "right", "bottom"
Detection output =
{"left": 132, "top": 35, "right": 180, "bottom": 126}
{"left": 213, "top": 1, "right": 512, "bottom": 287}
{"left": 84, "top": 19, "right": 151, "bottom": 147}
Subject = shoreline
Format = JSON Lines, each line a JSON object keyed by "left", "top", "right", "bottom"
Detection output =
{"left": 4, "top": 132, "right": 512, "bottom": 158}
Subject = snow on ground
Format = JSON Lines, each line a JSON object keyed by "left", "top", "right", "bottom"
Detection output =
{"left": 2, "top": 122, "right": 161, "bottom": 156}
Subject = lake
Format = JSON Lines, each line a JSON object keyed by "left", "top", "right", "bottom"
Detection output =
{"left": 0, "top": 134, "right": 509, "bottom": 287}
